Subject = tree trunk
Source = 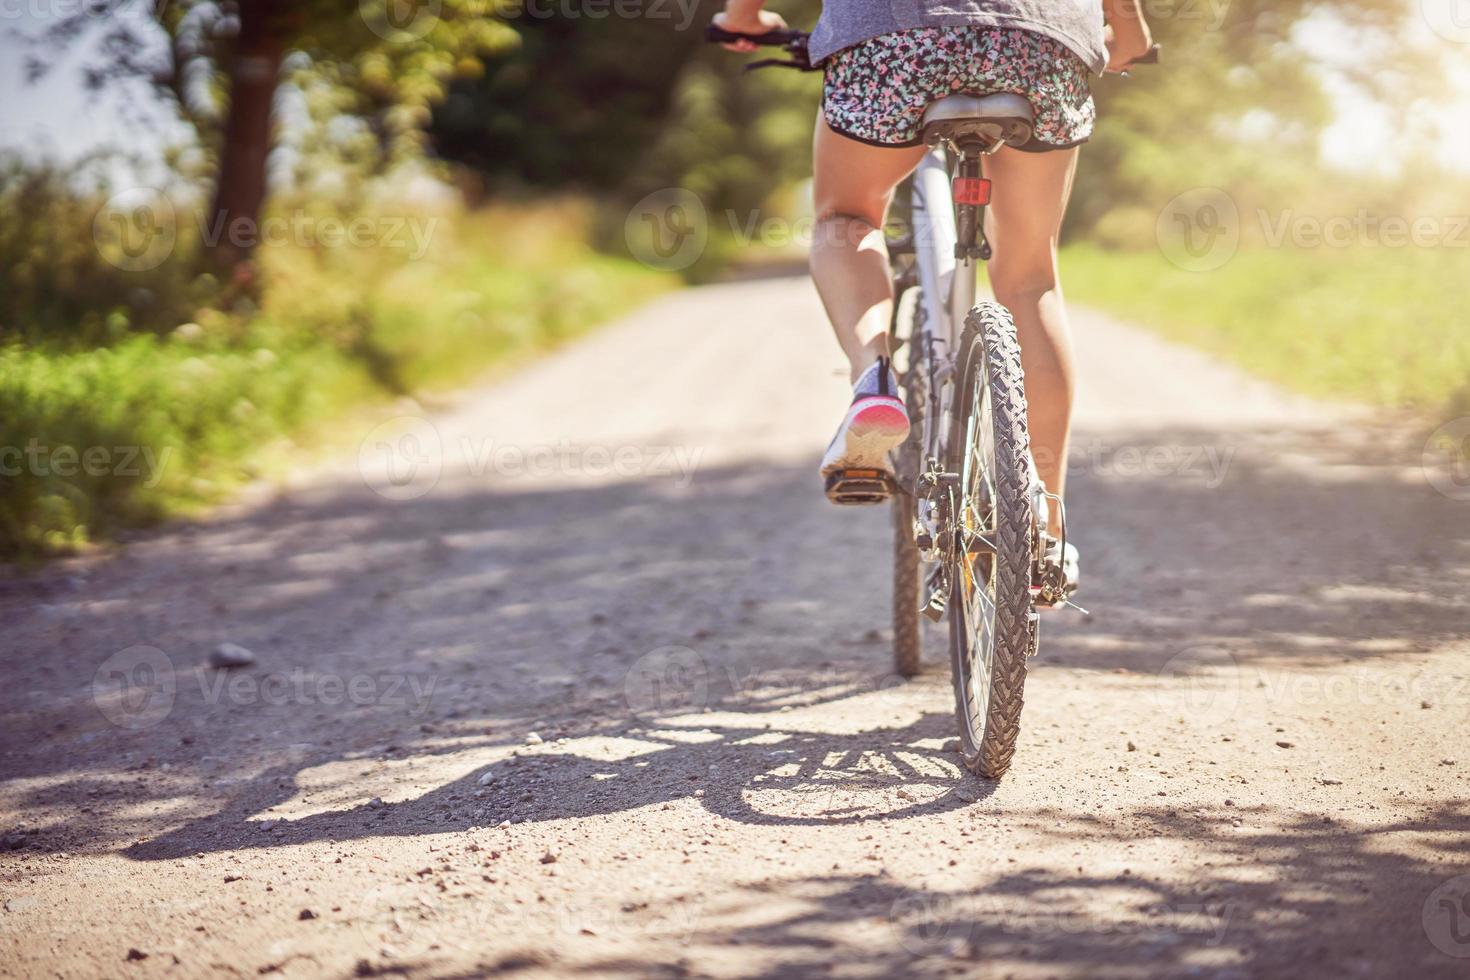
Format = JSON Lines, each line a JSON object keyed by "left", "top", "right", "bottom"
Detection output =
{"left": 202, "top": 0, "right": 284, "bottom": 282}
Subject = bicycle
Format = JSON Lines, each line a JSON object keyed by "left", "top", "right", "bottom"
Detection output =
{"left": 707, "top": 24, "right": 1154, "bottom": 778}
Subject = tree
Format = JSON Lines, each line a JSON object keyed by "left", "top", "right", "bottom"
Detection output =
{"left": 28, "top": 1, "right": 515, "bottom": 276}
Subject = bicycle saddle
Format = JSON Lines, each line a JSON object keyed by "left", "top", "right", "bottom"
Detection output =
{"left": 920, "top": 93, "right": 1035, "bottom": 150}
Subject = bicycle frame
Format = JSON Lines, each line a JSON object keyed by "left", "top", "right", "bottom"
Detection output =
{"left": 907, "top": 143, "right": 988, "bottom": 471}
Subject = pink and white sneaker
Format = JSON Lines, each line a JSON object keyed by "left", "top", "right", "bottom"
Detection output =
{"left": 820, "top": 356, "right": 910, "bottom": 505}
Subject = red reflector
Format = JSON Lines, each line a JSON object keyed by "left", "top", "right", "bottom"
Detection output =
{"left": 953, "top": 177, "right": 991, "bottom": 206}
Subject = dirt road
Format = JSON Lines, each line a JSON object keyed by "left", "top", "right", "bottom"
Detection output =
{"left": 3, "top": 276, "right": 1468, "bottom": 979}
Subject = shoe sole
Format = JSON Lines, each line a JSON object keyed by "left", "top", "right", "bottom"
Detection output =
{"left": 820, "top": 397, "right": 910, "bottom": 477}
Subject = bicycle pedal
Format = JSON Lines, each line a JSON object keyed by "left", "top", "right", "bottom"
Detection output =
{"left": 922, "top": 566, "right": 948, "bottom": 622}
{"left": 824, "top": 468, "right": 894, "bottom": 506}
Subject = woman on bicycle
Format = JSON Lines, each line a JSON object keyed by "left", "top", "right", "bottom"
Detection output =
{"left": 714, "top": 0, "right": 1154, "bottom": 595}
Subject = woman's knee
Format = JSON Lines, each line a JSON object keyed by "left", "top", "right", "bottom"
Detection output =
{"left": 811, "top": 209, "right": 886, "bottom": 253}
{"left": 988, "top": 254, "right": 1061, "bottom": 306}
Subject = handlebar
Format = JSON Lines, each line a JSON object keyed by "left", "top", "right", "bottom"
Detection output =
{"left": 703, "top": 27, "right": 1158, "bottom": 73}
{"left": 704, "top": 24, "right": 810, "bottom": 47}
{"left": 704, "top": 24, "right": 816, "bottom": 71}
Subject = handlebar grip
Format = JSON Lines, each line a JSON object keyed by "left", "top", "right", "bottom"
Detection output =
{"left": 704, "top": 23, "right": 806, "bottom": 46}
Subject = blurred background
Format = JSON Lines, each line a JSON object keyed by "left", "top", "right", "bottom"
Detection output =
{"left": 1, "top": 0, "right": 1467, "bottom": 559}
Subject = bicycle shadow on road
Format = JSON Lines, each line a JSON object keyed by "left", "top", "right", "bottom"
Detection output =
{"left": 1, "top": 416, "right": 1464, "bottom": 865}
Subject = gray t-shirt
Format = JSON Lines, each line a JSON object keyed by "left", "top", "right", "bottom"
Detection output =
{"left": 809, "top": 0, "right": 1108, "bottom": 75}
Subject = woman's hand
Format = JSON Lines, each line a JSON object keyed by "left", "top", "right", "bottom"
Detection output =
{"left": 1102, "top": 0, "right": 1153, "bottom": 73}
{"left": 713, "top": 0, "right": 787, "bottom": 52}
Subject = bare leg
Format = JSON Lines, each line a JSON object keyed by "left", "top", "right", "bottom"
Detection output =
{"left": 810, "top": 119, "right": 927, "bottom": 383}
{"left": 982, "top": 145, "right": 1080, "bottom": 529}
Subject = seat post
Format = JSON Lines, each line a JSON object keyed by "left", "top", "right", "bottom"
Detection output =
{"left": 952, "top": 140, "right": 991, "bottom": 264}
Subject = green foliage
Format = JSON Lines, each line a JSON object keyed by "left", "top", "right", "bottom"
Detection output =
{"left": 0, "top": 157, "right": 202, "bottom": 346}
{"left": 0, "top": 195, "right": 671, "bottom": 560}
{"left": 430, "top": 1, "right": 821, "bottom": 220}
{"left": 1070, "top": 0, "right": 1454, "bottom": 240}
{"left": 1061, "top": 243, "right": 1470, "bottom": 413}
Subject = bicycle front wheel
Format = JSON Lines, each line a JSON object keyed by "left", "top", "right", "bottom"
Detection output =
{"left": 946, "top": 301, "right": 1036, "bottom": 779}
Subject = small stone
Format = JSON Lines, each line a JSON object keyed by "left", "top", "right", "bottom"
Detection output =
{"left": 525, "top": 732, "right": 544, "bottom": 746}
{"left": 299, "top": 909, "right": 317, "bottom": 920}
{"left": 540, "top": 850, "right": 558, "bottom": 865}
{"left": 1422, "top": 701, "right": 1433, "bottom": 709}
{"left": 1441, "top": 758, "right": 1457, "bottom": 766}
{"left": 209, "top": 643, "right": 256, "bottom": 669}
{"left": 477, "top": 773, "right": 496, "bottom": 786}
{"left": 126, "top": 948, "right": 148, "bottom": 961}
{"left": 366, "top": 797, "right": 384, "bottom": 809}
{"left": 896, "top": 789, "right": 915, "bottom": 802}
{"left": 497, "top": 820, "right": 512, "bottom": 830}
{"left": 1274, "top": 741, "right": 1294, "bottom": 749}
{"left": 1126, "top": 741, "right": 1137, "bottom": 752}
{"left": 943, "top": 739, "right": 961, "bottom": 753}
{"left": 1318, "top": 776, "right": 1343, "bottom": 786}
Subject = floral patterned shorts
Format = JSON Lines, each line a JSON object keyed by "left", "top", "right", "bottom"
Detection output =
{"left": 822, "top": 26, "right": 1095, "bottom": 152}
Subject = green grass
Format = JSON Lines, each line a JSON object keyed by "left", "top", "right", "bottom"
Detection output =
{"left": 0, "top": 202, "right": 672, "bottom": 559}
{"left": 1060, "top": 243, "right": 1470, "bottom": 415}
